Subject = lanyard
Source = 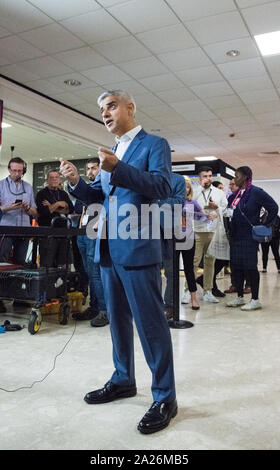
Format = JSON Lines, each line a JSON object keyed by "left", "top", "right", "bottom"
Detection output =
{"left": 231, "top": 190, "right": 243, "bottom": 208}
{"left": 5, "top": 177, "right": 26, "bottom": 196}
{"left": 202, "top": 188, "right": 212, "bottom": 205}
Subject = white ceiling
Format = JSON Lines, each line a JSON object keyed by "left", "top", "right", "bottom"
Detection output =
{"left": 1, "top": 0, "right": 280, "bottom": 178}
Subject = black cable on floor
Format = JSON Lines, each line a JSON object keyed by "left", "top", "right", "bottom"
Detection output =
{"left": 0, "top": 321, "right": 77, "bottom": 393}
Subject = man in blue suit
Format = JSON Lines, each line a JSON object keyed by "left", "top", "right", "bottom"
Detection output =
{"left": 60, "top": 90, "right": 177, "bottom": 434}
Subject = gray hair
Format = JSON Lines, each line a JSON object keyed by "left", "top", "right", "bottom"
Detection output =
{"left": 97, "top": 89, "right": 136, "bottom": 115}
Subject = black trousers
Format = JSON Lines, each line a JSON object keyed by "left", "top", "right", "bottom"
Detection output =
{"left": 179, "top": 242, "right": 197, "bottom": 293}
{"left": 232, "top": 267, "right": 259, "bottom": 299}
{"left": 261, "top": 238, "right": 280, "bottom": 270}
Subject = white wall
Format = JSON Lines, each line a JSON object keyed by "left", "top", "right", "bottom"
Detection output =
{"left": 254, "top": 179, "right": 280, "bottom": 213}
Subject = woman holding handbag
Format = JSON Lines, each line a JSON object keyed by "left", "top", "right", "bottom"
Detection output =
{"left": 226, "top": 166, "right": 278, "bottom": 311}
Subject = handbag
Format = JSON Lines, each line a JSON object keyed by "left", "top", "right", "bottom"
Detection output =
{"left": 238, "top": 206, "right": 272, "bottom": 242}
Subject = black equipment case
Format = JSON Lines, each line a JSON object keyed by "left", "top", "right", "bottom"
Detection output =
{"left": 0, "top": 268, "right": 80, "bottom": 303}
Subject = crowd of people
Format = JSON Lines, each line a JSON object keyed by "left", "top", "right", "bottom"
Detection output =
{"left": 0, "top": 89, "right": 279, "bottom": 435}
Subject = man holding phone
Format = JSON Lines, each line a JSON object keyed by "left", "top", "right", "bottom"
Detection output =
{"left": 0, "top": 157, "right": 37, "bottom": 311}
{"left": 191, "top": 167, "right": 227, "bottom": 303}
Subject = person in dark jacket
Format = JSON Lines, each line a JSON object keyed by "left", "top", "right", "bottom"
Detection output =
{"left": 260, "top": 212, "right": 280, "bottom": 273}
{"left": 226, "top": 166, "right": 278, "bottom": 311}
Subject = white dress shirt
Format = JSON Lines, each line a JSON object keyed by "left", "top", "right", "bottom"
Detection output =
{"left": 114, "top": 125, "right": 142, "bottom": 160}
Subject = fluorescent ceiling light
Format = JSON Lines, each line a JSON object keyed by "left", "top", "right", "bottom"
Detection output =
{"left": 254, "top": 30, "right": 280, "bottom": 56}
{"left": 1, "top": 122, "right": 12, "bottom": 128}
{"left": 195, "top": 156, "right": 217, "bottom": 161}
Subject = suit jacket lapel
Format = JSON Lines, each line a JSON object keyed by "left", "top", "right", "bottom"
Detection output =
{"left": 121, "top": 128, "right": 147, "bottom": 165}
{"left": 108, "top": 128, "right": 147, "bottom": 196}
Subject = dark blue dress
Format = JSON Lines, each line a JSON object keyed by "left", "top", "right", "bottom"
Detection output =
{"left": 230, "top": 186, "right": 278, "bottom": 270}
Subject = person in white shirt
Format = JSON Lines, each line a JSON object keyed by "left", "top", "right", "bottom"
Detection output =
{"left": 182, "top": 167, "right": 228, "bottom": 304}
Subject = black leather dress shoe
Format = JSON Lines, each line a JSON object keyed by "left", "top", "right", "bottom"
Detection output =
{"left": 137, "top": 399, "right": 178, "bottom": 434}
{"left": 84, "top": 381, "right": 137, "bottom": 404}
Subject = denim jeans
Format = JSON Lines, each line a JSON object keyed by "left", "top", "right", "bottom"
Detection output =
{"left": 77, "top": 235, "right": 106, "bottom": 312}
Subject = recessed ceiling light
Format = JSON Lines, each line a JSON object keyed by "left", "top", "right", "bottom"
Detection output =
{"left": 195, "top": 156, "right": 218, "bottom": 161}
{"left": 226, "top": 50, "right": 240, "bottom": 57}
{"left": 1, "top": 122, "right": 12, "bottom": 128}
{"left": 255, "top": 30, "right": 280, "bottom": 56}
{"left": 64, "top": 79, "right": 82, "bottom": 86}
{"left": 39, "top": 158, "right": 42, "bottom": 161}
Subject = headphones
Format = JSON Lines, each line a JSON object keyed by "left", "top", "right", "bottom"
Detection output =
{"left": 8, "top": 157, "right": 27, "bottom": 175}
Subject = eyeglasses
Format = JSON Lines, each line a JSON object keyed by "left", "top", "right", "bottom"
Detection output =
{"left": 9, "top": 168, "right": 23, "bottom": 173}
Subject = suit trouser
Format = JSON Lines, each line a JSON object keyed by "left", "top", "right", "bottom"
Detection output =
{"left": 100, "top": 260, "right": 176, "bottom": 403}
{"left": 193, "top": 232, "right": 215, "bottom": 292}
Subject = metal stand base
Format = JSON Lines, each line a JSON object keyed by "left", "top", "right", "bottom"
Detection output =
{"left": 168, "top": 319, "right": 194, "bottom": 329}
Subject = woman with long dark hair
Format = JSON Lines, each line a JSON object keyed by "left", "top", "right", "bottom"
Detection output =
{"left": 226, "top": 166, "right": 278, "bottom": 310}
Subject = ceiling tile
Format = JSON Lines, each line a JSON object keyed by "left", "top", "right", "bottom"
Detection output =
{"left": 28, "top": 0, "right": 101, "bottom": 21}
{"left": 247, "top": 100, "right": 280, "bottom": 114}
{"left": 108, "top": 0, "right": 179, "bottom": 33}
{"left": 82, "top": 65, "right": 131, "bottom": 85}
{"left": 229, "top": 75, "right": 274, "bottom": 92}
{"left": 119, "top": 57, "right": 168, "bottom": 79}
{"left": 190, "top": 81, "right": 233, "bottom": 98}
{"left": 93, "top": 37, "right": 151, "bottom": 63}
{"left": 203, "top": 37, "right": 259, "bottom": 64}
{"left": 136, "top": 24, "right": 197, "bottom": 54}
{"left": 25, "top": 79, "right": 65, "bottom": 95}
{"left": 185, "top": 11, "right": 249, "bottom": 45}
{"left": 158, "top": 47, "right": 211, "bottom": 71}
{"left": 18, "top": 56, "right": 73, "bottom": 79}
{"left": 0, "top": 0, "right": 52, "bottom": 33}
{"left": 222, "top": 115, "right": 257, "bottom": 127}
{"left": 155, "top": 113, "right": 186, "bottom": 126}
{"left": 0, "top": 63, "right": 40, "bottom": 82}
{"left": 132, "top": 93, "right": 164, "bottom": 107}
{"left": 156, "top": 88, "right": 197, "bottom": 103}
{"left": 51, "top": 91, "right": 86, "bottom": 106}
{"left": 271, "top": 74, "right": 280, "bottom": 87}
{"left": 139, "top": 73, "right": 184, "bottom": 92}
{"left": 214, "top": 106, "right": 251, "bottom": 119}
{"left": 53, "top": 47, "right": 109, "bottom": 71}
{"left": 49, "top": 72, "right": 96, "bottom": 89}
{"left": 166, "top": 0, "right": 237, "bottom": 21}
{"left": 143, "top": 103, "right": 177, "bottom": 118}
{"left": 101, "top": 79, "right": 148, "bottom": 95}
{"left": 264, "top": 55, "right": 280, "bottom": 75}
{"left": 0, "top": 35, "right": 44, "bottom": 64}
{"left": 176, "top": 66, "right": 223, "bottom": 86}
{"left": 97, "top": 0, "right": 135, "bottom": 6}
{"left": 217, "top": 57, "right": 267, "bottom": 79}
{"left": 238, "top": 88, "right": 279, "bottom": 104}
{"left": 60, "top": 10, "right": 128, "bottom": 43}
{"left": 203, "top": 94, "right": 243, "bottom": 109}
{"left": 241, "top": 2, "right": 280, "bottom": 35}
{"left": 255, "top": 110, "right": 280, "bottom": 123}
{"left": 173, "top": 100, "right": 217, "bottom": 121}
{"left": 236, "top": 0, "right": 275, "bottom": 7}
{"left": 0, "top": 25, "right": 11, "bottom": 38}
{"left": 19, "top": 23, "right": 84, "bottom": 54}
{"left": 73, "top": 86, "right": 105, "bottom": 101}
